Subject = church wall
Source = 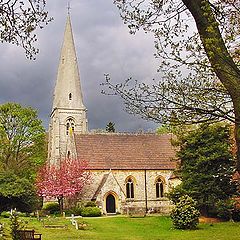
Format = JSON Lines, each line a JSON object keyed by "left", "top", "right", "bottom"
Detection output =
{"left": 80, "top": 169, "right": 177, "bottom": 215}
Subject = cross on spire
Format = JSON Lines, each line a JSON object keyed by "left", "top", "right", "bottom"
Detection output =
{"left": 67, "top": 2, "right": 71, "bottom": 14}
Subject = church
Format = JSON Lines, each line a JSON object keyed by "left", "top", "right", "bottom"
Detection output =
{"left": 48, "top": 15, "right": 180, "bottom": 215}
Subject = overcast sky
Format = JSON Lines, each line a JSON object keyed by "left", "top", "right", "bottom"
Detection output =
{"left": 0, "top": 0, "right": 160, "bottom": 132}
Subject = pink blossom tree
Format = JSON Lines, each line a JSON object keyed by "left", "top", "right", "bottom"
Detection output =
{"left": 35, "top": 158, "right": 91, "bottom": 213}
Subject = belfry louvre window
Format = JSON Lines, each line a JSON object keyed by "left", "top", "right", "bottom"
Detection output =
{"left": 156, "top": 178, "right": 164, "bottom": 198}
{"left": 126, "top": 178, "right": 134, "bottom": 198}
{"left": 66, "top": 119, "right": 75, "bottom": 135}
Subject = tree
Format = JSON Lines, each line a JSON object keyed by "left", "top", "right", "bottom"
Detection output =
{"left": 174, "top": 123, "right": 238, "bottom": 216}
{"left": 0, "top": 171, "right": 41, "bottom": 212}
{"left": 103, "top": 0, "right": 240, "bottom": 170}
{"left": 106, "top": 121, "right": 116, "bottom": 132}
{"left": 0, "top": 102, "right": 46, "bottom": 177}
{"left": 0, "top": 0, "right": 52, "bottom": 59}
{"left": 36, "top": 158, "right": 91, "bottom": 213}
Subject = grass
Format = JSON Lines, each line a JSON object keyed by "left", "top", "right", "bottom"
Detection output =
{"left": 1, "top": 215, "right": 240, "bottom": 240}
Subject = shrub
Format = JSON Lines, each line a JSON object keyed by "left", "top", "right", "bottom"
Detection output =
{"left": 9, "top": 211, "right": 26, "bottom": 240}
{"left": 0, "top": 211, "right": 11, "bottom": 218}
{"left": 171, "top": 195, "right": 200, "bottom": 230}
{"left": 232, "top": 209, "right": 240, "bottom": 222}
{"left": 42, "top": 202, "right": 60, "bottom": 214}
{"left": 70, "top": 206, "right": 83, "bottom": 216}
{"left": 84, "top": 201, "right": 97, "bottom": 208}
{"left": 81, "top": 207, "right": 101, "bottom": 217}
{"left": 215, "top": 199, "right": 233, "bottom": 221}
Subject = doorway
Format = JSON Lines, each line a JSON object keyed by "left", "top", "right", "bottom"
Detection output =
{"left": 106, "top": 194, "right": 116, "bottom": 213}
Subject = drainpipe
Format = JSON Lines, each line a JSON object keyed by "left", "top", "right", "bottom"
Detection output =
{"left": 144, "top": 169, "right": 148, "bottom": 213}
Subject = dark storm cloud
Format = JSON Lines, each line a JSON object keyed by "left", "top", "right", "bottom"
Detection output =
{"left": 0, "top": 0, "right": 159, "bottom": 132}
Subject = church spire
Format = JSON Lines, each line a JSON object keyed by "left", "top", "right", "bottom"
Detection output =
{"left": 48, "top": 15, "right": 88, "bottom": 164}
{"left": 52, "top": 14, "right": 85, "bottom": 110}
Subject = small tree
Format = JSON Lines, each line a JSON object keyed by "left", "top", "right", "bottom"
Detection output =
{"left": 106, "top": 122, "right": 115, "bottom": 133}
{"left": 36, "top": 158, "right": 91, "bottom": 213}
{"left": 171, "top": 195, "right": 200, "bottom": 230}
{"left": 10, "top": 210, "right": 26, "bottom": 240}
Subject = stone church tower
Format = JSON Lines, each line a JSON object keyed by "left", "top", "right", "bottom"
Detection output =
{"left": 48, "top": 15, "right": 87, "bottom": 164}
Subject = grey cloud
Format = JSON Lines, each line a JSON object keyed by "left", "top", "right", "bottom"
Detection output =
{"left": 0, "top": 0, "right": 158, "bottom": 132}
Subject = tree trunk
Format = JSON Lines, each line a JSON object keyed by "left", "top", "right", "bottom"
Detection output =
{"left": 57, "top": 196, "right": 64, "bottom": 214}
{"left": 182, "top": 0, "right": 240, "bottom": 171}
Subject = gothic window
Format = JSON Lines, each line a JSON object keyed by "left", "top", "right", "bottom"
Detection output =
{"left": 156, "top": 178, "right": 164, "bottom": 198}
{"left": 67, "top": 151, "right": 71, "bottom": 159}
{"left": 69, "top": 93, "right": 72, "bottom": 100}
{"left": 66, "top": 118, "right": 75, "bottom": 135}
{"left": 126, "top": 178, "right": 134, "bottom": 199}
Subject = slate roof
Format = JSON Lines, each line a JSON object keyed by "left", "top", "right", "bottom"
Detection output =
{"left": 74, "top": 133, "right": 177, "bottom": 170}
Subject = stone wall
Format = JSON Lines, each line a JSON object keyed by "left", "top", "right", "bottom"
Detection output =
{"left": 80, "top": 169, "right": 180, "bottom": 215}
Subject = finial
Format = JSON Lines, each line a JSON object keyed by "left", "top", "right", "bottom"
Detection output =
{"left": 67, "top": 2, "right": 71, "bottom": 15}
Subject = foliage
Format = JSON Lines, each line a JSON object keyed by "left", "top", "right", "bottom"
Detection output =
{"left": 36, "top": 158, "right": 91, "bottom": 213}
{"left": 0, "top": 221, "right": 6, "bottom": 240}
{"left": 10, "top": 211, "right": 26, "bottom": 240}
{"left": 0, "top": 171, "right": 41, "bottom": 212}
{"left": 84, "top": 201, "right": 97, "bottom": 208}
{"left": 103, "top": 0, "right": 240, "bottom": 170}
{"left": 0, "top": 0, "right": 52, "bottom": 59}
{"left": 42, "top": 202, "right": 60, "bottom": 215}
{"left": 232, "top": 209, "right": 240, "bottom": 222}
{"left": 0, "top": 211, "right": 11, "bottom": 218}
{"left": 69, "top": 206, "right": 83, "bottom": 216}
{"left": 171, "top": 195, "right": 200, "bottom": 229}
{"left": 81, "top": 207, "right": 101, "bottom": 217}
{"left": 106, "top": 122, "right": 116, "bottom": 132}
{"left": 175, "top": 123, "right": 238, "bottom": 216}
{"left": 0, "top": 102, "right": 46, "bottom": 177}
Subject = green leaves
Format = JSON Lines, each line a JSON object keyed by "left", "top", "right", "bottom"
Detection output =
{"left": 175, "top": 123, "right": 237, "bottom": 216}
{"left": 171, "top": 195, "right": 200, "bottom": 229}
{"left": 0, "top": 102, "right": 46, "bottom": 176}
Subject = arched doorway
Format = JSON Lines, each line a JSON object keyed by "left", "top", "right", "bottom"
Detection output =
{"left": 106, "top": 194, "right": 116, "bottom": 213}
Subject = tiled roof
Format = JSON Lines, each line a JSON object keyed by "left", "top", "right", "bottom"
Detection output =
{"left": 74, "top": 133, "right": 177, "bottom": 170}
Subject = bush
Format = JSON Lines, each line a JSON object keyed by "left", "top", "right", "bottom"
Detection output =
{"left": 81, "top": 207, "right": 101, "bottom": 217}
{"left": 42, "top": 202, "right": 60, "bottom": 214}
{"left": 232, "top": 209, "right": 240, "bottom": 222}
{"left": 84, "top": 201, "right": 97, "bottom": 208}
{"left": 171, "top": 195, "right": 200, "bottom": 230}
{"left": 0, "top": 211, "right": 11, "bottom": 218}
{"left": 69, "top": 206, "right": 83, "bottom": 216}
{"left": 215, "top": 199, "right": 233, "bottom": 221}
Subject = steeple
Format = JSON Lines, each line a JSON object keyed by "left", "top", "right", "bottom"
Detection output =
{"left": 52, "top": 14, "right": 85, "bottom": 110}
{"left": 48, "top": 14, "right": 88, "bottom": 164}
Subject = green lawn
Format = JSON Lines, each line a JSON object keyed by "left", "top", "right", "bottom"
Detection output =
{"left": 1, "top": 215, "right": 240, "bottom": 240}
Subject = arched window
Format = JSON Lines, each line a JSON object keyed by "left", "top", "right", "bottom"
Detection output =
{"left": 156, "top": 178, "right": 164, "bottom": 198}
{"left": 69, "top": 93, "right": 72, "bottom": 100}
{"left": 126, "top": 178, "right": 134, "bottom": 199}
{"left": 66, "top": 118, "right": 75, "bottom": 135}
{"left": 67, "top": 151, "right": 71, "bottom": 159}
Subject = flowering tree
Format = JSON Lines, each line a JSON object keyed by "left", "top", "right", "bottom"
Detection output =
{"left": 35, "top": 158, "right": 91, "bottom": 213}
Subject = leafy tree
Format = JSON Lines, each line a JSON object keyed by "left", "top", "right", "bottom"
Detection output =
{"left": 0, "top": 0, "right": 52, "bottom": 59}
{"left": 103, "top": 0, "right": 240, "bottom": 170}
{"left": 106, "top": 122, "right": 116, "bottom": 132}
{"left": 36, "top": 158, "right": 91, "bottom": 213}
{"left": 0, "top": 102, "right": 46, "bottom": 177}
{"left": 0, "top": 171, "right": 41, "bottom": 212}
{"left": 174, "top": 123, "right": 237, "bottom": 216}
